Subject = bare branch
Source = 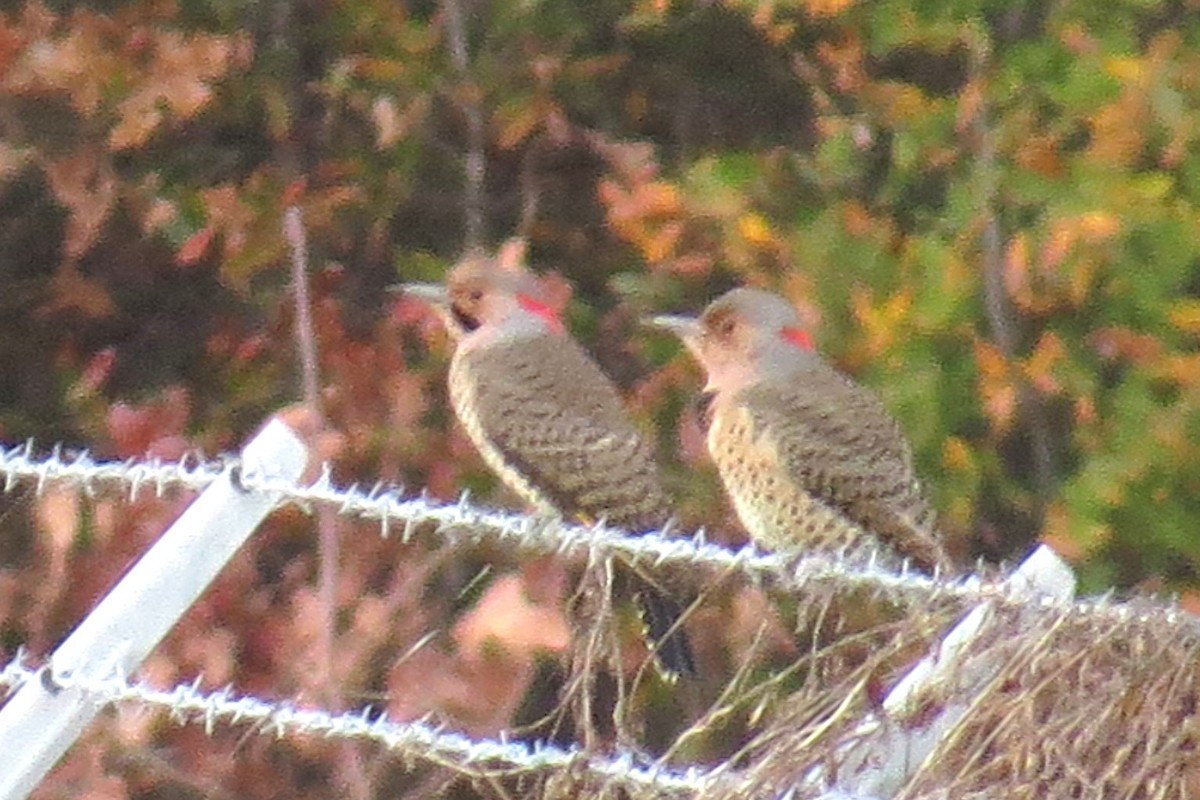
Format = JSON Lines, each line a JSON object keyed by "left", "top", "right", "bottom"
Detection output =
{"left": 283, "top": 207, "right": 343, "bottom": 725}
{"left": 443, "top": 0, "right": 486, "bottom": 251}
{"left": 970, "top": 43, "right": 1055, "bottom": 525}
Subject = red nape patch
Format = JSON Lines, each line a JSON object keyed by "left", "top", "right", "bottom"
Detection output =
{"left": 781, "top": 326, "right": 814, "bottom": 351}
{"left": 517, "top": 293, "right": 565, "bottom": 333}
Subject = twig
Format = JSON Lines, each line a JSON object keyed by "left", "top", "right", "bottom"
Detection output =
{"left": 284, "top": 208, "right": 322, "bottom": 410}
{"left": 283, "top": 207, "right": 341, "bottom": 712}
{"left": 971, "top": 43, "right": 1055, "bottom": 527}
{"left": 518, "top": 139, "right": 542, "bottom": 238}
{"left": 443, "top": 0, "right": 486, "bottom": 251}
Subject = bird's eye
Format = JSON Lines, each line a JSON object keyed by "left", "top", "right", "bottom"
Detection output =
{"left": 717, "top": 318, "right": 735, "bottom": 336}
{"left": 468, "top": 290, "right": 483, "bottom": 302}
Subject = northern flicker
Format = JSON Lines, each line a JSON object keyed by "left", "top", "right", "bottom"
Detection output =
{"left": 650, "top": 287, "right": 949, "bottom": 573}
{"left": 402, "top": 251, "right": 697, "bottom": 678}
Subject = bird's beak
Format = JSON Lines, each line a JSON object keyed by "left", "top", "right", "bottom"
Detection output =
{"left": 393, "top": 282, "right": 450, "bottom": 307}
{"left": 646, "top": 314, "right": 702, "bottom": 343}
{"left": 392, "top": 282, "right": 463, "bottom": 339}
{"left": 646, "top": 314, "right": 710, "bottom": 381}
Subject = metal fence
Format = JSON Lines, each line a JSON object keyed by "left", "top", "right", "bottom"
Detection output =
{"left": 0, "top": 416, "right": 1187, "bottom": 799}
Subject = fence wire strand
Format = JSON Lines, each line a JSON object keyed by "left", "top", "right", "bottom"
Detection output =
{"left": 3, "top": 443, "right": 1200, "bottom": 799}
{"left": 0, "top": 655, "right": 718, "bottom": 796}
{"left": 0, "top": 442, "right": 1194, "bottom": 635}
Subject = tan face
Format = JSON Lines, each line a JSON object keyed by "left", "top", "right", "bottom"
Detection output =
{"left": 693, "top": 302, "right": 756, "bottom": 376}
{"left": 440, "top": 258, "right": 560, "bottom": 337}
{"left": 440, "top": 257, "right": 527, "bottom": 333}
{"left": 651, "top": 287, "right": 812, "bottom": 392}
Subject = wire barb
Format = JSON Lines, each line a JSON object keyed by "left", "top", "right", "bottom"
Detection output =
{"left": 0, "top": 444, "right": 1196, "bottom": 637}
{"left": 0, "top": 657, "right": 717, "bottom": 795}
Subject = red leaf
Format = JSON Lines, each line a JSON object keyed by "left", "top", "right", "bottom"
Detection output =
{"left": 280, "top": 179, "right": 307, "bottom": 208}
{"left": 176, "top": 226, "right": 215, "bottom": 266}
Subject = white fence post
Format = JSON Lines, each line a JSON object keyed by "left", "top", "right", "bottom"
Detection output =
{"left": 0, "top": 418, "right": 309, "bottom": 800}
{"left": 803, "top": 544, "right": 1077, "bottom": 798}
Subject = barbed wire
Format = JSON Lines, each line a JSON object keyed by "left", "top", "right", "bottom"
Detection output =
{"left": 0, "top": 654, "right": 719, "bottom": 797}
{"left": 0, "top": 441, "right": 224, "bottom": 497}
{"left": 0, "top": 442, "right": 1197, "bottom": 635}
{"left": 3, "top": 440, "right": 1200, "bottom": 800}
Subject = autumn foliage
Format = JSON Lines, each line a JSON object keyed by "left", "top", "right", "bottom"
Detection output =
{"left": 3, "top": 0, "right": 1200, "bottom": 796}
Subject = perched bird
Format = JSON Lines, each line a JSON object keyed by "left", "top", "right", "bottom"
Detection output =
{"left": 402, "top": 251, "right": 697, "bottom": 678}
{"left": 649, "top": 287, "right": 949, "bottom": 573}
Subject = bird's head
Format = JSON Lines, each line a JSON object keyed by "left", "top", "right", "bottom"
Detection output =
{"left": 399, "top": 242, "right": 563, "bottom": 342}
{"left": 649, "top": 287, "right": 814, "bottom": 392}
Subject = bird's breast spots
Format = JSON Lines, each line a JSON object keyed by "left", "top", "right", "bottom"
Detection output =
{"left": 516, "top": 294, "right": 565, "bottom": 334}
{"left": 694, "top": 391, "right": 717, "bottom": 432}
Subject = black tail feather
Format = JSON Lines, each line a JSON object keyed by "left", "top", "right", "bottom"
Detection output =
{"left": 636, "top": 587, "right": 698, "bottom": 679}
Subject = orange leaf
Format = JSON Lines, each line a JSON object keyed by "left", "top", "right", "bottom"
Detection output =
{"left": 1040, "top": 502, "right": 1087, "bottom": 562}
{"left": 643, "top": 220, "right": 683, "bottom": 263}
{"left": 1167, "top": 301, "right": 1200, "bottom": 336}
{"left": 41, "top": 266, "right": 114, "bottom": 318}
{"left": 0, "top": 15, "right": 24, "bottom": 77}
{"left": 109, "top": 32, "right": 238, "bottom": 150}
{"left": 955, "top": 78, "right": 985, "bottom": 134}
{"left": 640, "top": 181, "right": 681, "bottom": 216}
{"left": 973, "top": 339, "right": 1017, "bottom": 434}
{"left": 1077, "top": 210, "right": 1120, "bottom": 242}
{"left": 1023, "top": 331, "right": 1066, "bottom": 394}
{"left": 1074, "top": 395, "right": 1097, "bottom": 425}
{"left": 1040, "top": 221, "right": 1076, "bottom": 275}
{"left": 1152, "top": 354, "right": 1200, "bottom": 388}
{"left": 737, "top": 212, "right": 774, "bottom": 247}
{"left": 816, "top": 34, "right": 865, "bottom": 93}
{"left": 874, "top": 82, "right": 933, "bottom": 124}
{"left": 12, "top": 14, "right": 118, "bottom": 115}
{"left": 852, "top": 287, "right": 911, "bottom": 355}
{"left": 109, "top": 96, "right": 164, "bottom": 151}
{"left": 1105, "top": 56, "right": 1145, "bottom": 84}
{"left": 177, "top": 226, "right": 215, "bottom": 266}
{"left": 496, "top": 97, "right": 546, "bottom": 150}
{"left": 1088, "top": 326, "right": 1162, "bottom": 363}
{"left": 1088, "top": 101, "right": 1144, "bottom": 167}
{"left": 43, "top": 148, "right": 117, "bottom": 258}
{"left": 941, "top": 436, "right": 975, "bottom": 474}
{"left": 840, "top": 201, "right": 873, "bottom": 238}
{"left": 1015, "top": 134, "right": 1063, "bottom": 178}
{"left": 1004, "top": 232, "right": 1032, "bottom": 306}
{"left": 280, "top": 179, "right": 307, "bottom": 208}
{"left": 804, "top": 0, "right": 856, "bottom": 18}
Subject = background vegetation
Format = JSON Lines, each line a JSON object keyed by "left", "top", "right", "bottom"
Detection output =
{"left": 3, "top": 0, "right": 1200, "bottom": 795}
